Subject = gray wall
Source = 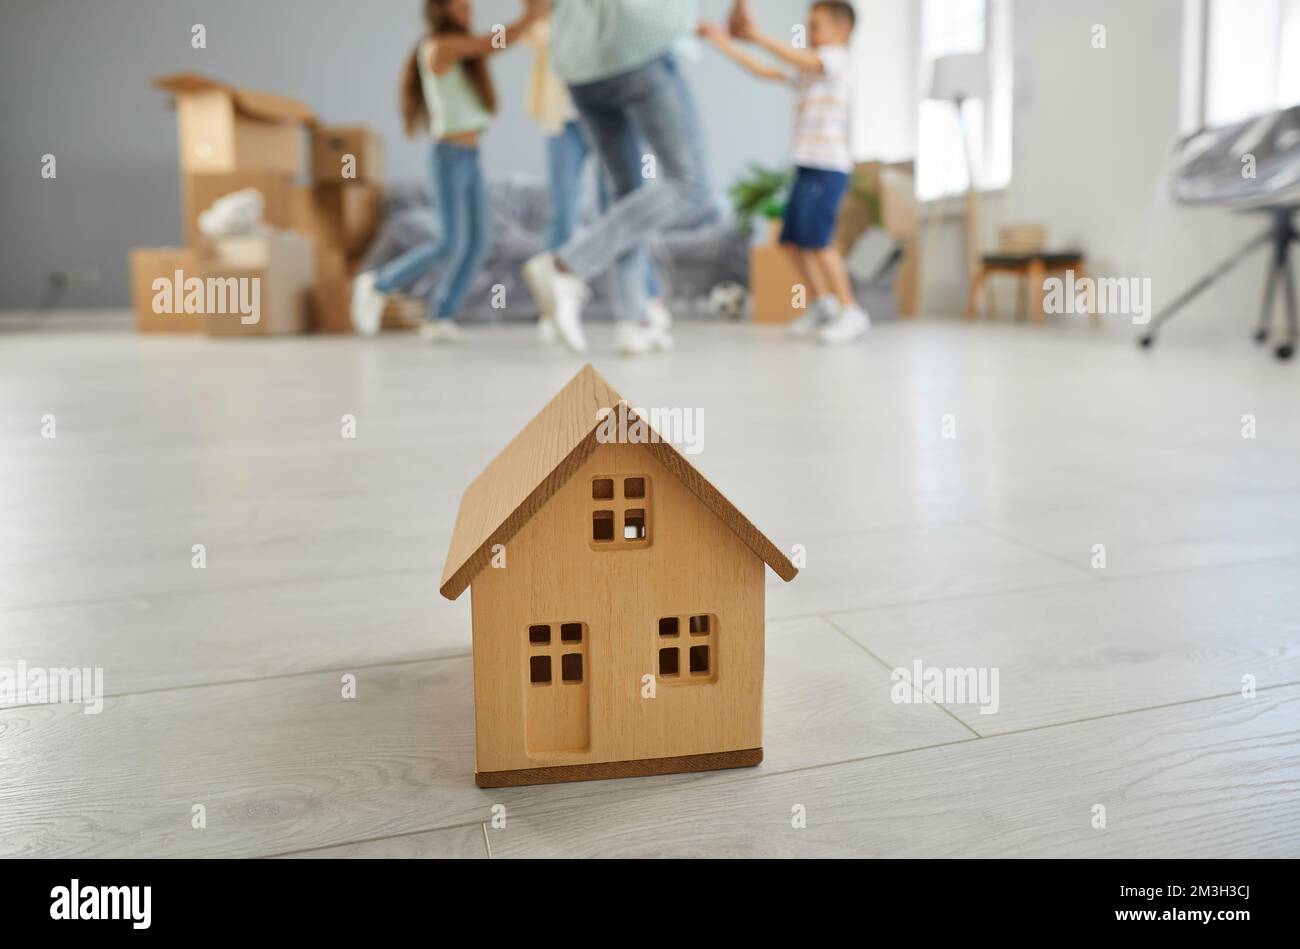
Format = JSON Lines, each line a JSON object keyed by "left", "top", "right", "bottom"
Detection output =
{"left": 0, "top": 0, "right": 809, "bottom": 310}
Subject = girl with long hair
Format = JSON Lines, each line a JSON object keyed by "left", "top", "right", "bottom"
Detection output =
{"left": 352, "top": 0, "right": 548, "bottom": 340}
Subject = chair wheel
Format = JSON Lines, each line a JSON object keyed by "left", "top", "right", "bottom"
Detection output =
{"left": 1276, "top": 343, "right": 1295, "bottom": 361}
{"left": 1139, "top": 334, "right": 1154, "bottom": 348}
{"left": 1254, "top": 328, "right": 1269, "bottom": 344}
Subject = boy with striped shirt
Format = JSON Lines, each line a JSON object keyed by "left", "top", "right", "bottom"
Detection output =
{"left": 702, "top": 1, "right": 869, "bottom": 344}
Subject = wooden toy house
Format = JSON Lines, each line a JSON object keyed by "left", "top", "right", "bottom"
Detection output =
{"left": 440, "top": 365, "right": 798, "bottom": 788}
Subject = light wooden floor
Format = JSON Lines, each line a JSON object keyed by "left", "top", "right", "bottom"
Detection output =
{"left": 2, "top": 316, "right": 1298, "bottom": 858}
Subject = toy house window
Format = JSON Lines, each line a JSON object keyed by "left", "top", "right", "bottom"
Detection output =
{"left": 530, "top": 655, "right": 552, "bottom": 684}
{"left": 657, "top": 613, "right": 716, "bottom": 683}
{"left": 527, "top": 622, "right": 586, "bottom": 686}
{"left": 561, "top": 653, "right": 583, "bottom": 682}
{"left": 588, "top": 475, "right": 651, "bottom": 549}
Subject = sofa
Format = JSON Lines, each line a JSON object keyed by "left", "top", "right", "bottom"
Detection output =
{"left": 360, "top": 179, "right": 900, "bottom": 323}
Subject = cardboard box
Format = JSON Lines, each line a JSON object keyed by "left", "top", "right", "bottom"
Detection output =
{"left": 181, "top": 171, "right": 293, "bottom": 245}
{"left": 310, "top": 244, "right": 352, "bottom": 334}
{"left": 834, "top": 160, "right": 918, "bottom": 251}
{"left": 878, "top": 168, "right": 919, "bottom": 239}
{"left": 289, "top": 183, "right": 381, "bottom": 256}
{"left": 382, "top": 295, "right": 427, "bottom": 329}
{"left": 311, "top": 276, "right": 352, "bottom": 334}
{"left": 748, "top": 220, "right": 808, "bottom": 324}
{"left": 834, "top": 161, "right": 922, "bottom": 317}
{"left": 311, "top": 125, "right": 384, "bottom": 184}
{"left": 129, "top": 246, "right": 205, "bottom": 332}
{"left": 154, "top": 72, "right": 313, "bottom": 176}
{"left": 312, "top": 283, "right": 426, "bottom": 334}
{"left": 201, "top": 232, "right": 314, "bottom": 336}
{"left": 314, "top": 242, "right": 348, "bottom": 283}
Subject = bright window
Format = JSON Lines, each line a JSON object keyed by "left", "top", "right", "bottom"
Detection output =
{"left": 1195, "top": 0, "right": 1300, "bottom": 128}
{"left": 916, "top": 0, "right": 1013, "bottom": 200}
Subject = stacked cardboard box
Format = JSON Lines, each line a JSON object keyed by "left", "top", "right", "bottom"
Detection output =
{"left": 201, "top": 232, "right": 315, "bottom": 336}
{"left": 130, "top": 73, "right": 387, "bottom": 335}
{"left": 292, "top": 126, "right": 384, "bottom": 333}
{"left": 129, "top": 72, "right": 316, "bottom": 334}
{"left": 130, "top": 247, "right": 204, "bottom": 332}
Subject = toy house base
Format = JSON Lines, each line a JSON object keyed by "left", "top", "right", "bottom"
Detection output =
{"left": 475, "top": 747, "right": 763, "bottom": 788}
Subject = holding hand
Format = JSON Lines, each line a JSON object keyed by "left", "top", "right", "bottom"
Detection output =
{"left": 728, "top": 0, "right": 756, "bottom": 38}
{"left": 697, "top": 21, "right": 728, "bottom": 45}
{"left": 698, "top": 9, "right": 789, "bottom": 83}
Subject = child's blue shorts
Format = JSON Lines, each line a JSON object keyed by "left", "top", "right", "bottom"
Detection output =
{"left": 779, "top": 166, "right": 851, "bottom": 249}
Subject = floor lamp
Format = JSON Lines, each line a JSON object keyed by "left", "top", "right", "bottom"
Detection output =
{"left": 923, "top": 51, "right": 990, "bottom": 311}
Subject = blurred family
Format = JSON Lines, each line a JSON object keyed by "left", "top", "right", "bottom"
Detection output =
{"left": 352, "top": 0, "right": 868, "bottom": 352}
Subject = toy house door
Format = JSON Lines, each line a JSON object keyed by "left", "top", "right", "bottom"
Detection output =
{"left": 524, "top": 621, "right": 590, "bottom": 753}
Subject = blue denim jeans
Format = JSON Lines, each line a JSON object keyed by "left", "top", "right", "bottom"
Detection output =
{"left": 544, "top": 119, "right": 661, "bottom": 300}
{"left": 375, "top": 141, "right": 491, "bottom": 320}
{"left": 562, "top": 54, "right": 715, "bottom": 321}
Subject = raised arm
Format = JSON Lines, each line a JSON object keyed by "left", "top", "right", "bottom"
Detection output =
{"left": 699, "top": 22, "right": 788, "bottom": 83}
{"left": 433, "top": 0, "right": 549, "bottom": 72}
{"left": 736, "top": 16, "right": 824, "bottom": 75}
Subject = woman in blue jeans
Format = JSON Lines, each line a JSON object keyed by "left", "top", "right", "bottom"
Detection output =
{"left": 524, "top": 16, "right": 671, "bottom": 343}
{"left": 352, "top": 0, "right": 548, "bottom": 341}
{"left": 537, "top": 120, "right": 672, "bottom": 345}
{"left": 525, "top": 0, "right": 725, "bottom": 356}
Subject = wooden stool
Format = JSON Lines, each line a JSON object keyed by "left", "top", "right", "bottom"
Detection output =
{"left": 964, "top": 226, "right": 1093, "bottom": 325}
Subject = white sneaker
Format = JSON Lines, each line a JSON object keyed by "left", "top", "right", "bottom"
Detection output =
{"left": 616, "top": 321, "right": 673, "bottom": 356}
{"left": 523, "top": 252, "right": 558, "bottom": 316}
{"left": 552, "top": 276, "right": 590, "bottom": 353}
{"left": 524, "top": 252, "right": 589, "bottom": 353}
{"left": 537, "top": 316, "right": 558, "bottom": 344}
{"left": 787, "top": 295, "right": 840, "bottom": 338}
{"left": 419, "top": 319, "right": 466, "bottom": 343}
{"left": 350, "top": 271, "right": 386, "bottom": 337}
{"left": 818, "top": 304, "right": 871, "bottom": 344}
{"left": 645, "top": 297, "right": 673, "bottom": 334}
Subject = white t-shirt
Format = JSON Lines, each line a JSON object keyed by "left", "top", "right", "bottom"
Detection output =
{"left": 791, "top": 45, "right": 852, "bottom": 173}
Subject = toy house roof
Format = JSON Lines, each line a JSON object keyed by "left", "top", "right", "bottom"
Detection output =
{"left": 439, "top": 364, "right": 798, "bottom": 600}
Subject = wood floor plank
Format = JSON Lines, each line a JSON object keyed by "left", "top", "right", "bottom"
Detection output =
{"left": 487, "top": 686, "right": 1300, "bottom": 858}
{"left": 763, "top": 616, "right": 973, "bottom": 770}
{"left": 766, "top": 523, "right": 1089, "bottom": 621}
{"left": 0, "top": 616, "right": 962, "bottom": 857}
{"left": 972, "top": 492, "right": 1300, "bottom": 578}
{"left": 0, "top": 521, "right": 451, "bottom": 610}
{"left": 0, "top": 658, "right": 485, "bottom": 858}
{"left": 830, "top": 557, "right": 1300, "bottom": 734}
{"left": 274, "top": 824, "right": 488, "bottom": 859}
{"left": 0, "top": 572, "right": 470, "bottom": 697}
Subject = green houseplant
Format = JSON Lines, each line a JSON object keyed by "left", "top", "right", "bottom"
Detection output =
{"left": 728, "top": 163, "right": 790, "bottom": 236}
